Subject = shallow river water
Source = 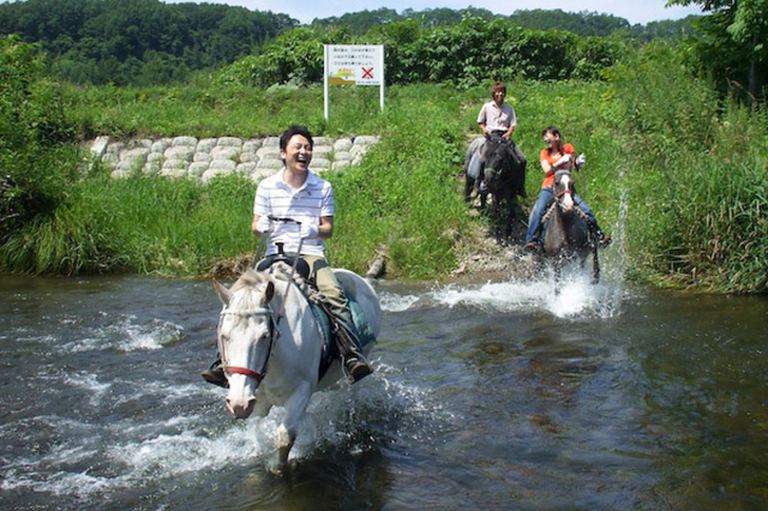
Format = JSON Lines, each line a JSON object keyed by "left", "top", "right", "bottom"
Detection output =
{"left": 1, "top": 264, "right": 767, "bottom": 510}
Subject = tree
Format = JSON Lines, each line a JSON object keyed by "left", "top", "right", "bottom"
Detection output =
{"left": 667, "top": 0, "right": 767, "bottom": 99}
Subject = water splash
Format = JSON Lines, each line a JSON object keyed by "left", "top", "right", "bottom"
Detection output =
{"left": 379, "top": 291, "right": 421, "bottom": 312}
{"left": 429, "top": 266, "right": 622, "bottom": 319}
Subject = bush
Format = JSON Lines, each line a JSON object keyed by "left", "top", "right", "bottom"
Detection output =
{"left": 608, "top": 42, "right": 768, "bottom": 292}
{"left": 0, "top": 35, "right": 78, "bottom": 245}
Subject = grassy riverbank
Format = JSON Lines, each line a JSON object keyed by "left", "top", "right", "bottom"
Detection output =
{"left": 2, "top": 47, "right": 767, "bottom": 291}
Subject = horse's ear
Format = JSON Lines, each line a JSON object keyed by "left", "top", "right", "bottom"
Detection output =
{"left": 262, "top": 281, "right": 275, "bottom": 305}
{"left": 212, "top": 280, "right": 232, "bottom": 306}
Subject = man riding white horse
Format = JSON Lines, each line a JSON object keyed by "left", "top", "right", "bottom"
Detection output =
{"left": 202, "top": 125, "right": 373, "bottom": 387}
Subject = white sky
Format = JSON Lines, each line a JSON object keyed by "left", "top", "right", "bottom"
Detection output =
{"left": 170, "top": 1, "right": 704, "bottom": 25}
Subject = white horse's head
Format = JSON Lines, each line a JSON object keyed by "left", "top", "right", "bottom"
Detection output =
{"left": 213, "top": 270, "right": 277, "bottom": 419}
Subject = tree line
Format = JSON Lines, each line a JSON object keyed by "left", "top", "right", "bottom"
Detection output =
{"left": 310, "top": 6, "right": 698, "bottom": 40}
{"left": 1, "top": 0, "right": 698, "bottom": 87}
{"left": 216, "top": 18, "right": 625, "bottom": 87}
{"left": 0, "top": 0, "right": 764, "bottom": 100}
{"left": 0, "top": 0, "right": 297, "bottom": 85}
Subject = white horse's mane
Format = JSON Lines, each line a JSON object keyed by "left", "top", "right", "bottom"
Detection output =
{"left": 228, "top": 269, "right": 276, "bottom": 309}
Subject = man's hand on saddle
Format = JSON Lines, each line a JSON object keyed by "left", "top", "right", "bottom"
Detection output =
{"left": 575, "top": 153, "right": 586, "bottom": 170}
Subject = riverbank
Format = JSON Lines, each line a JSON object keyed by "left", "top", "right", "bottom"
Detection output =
{"left": 3, "top": 68, "right": 767, "bottom": 291}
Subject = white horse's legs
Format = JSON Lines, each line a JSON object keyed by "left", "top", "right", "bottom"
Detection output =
{"left": 274, "top": 384, "right": 312, "bottom": 468}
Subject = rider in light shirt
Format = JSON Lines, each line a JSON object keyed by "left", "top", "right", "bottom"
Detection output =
{"left": 202, "top": 126, "right": 373, "bottom": 387}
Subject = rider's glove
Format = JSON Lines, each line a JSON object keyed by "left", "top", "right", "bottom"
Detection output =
{"left": 255, "top": 216, "right": 271, "bottom": 235}
{"left": 575, "top": 153, "right": 586, "bottom": 169}
{"left": 299, "top": 223, "right": 320, "bottom": 240}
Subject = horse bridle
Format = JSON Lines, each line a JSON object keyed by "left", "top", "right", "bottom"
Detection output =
{"left": 554, "top": 169, "right": 573, "bottom": 199}
{"left": 218, "top": 306, "right": 278, "bottom": 384}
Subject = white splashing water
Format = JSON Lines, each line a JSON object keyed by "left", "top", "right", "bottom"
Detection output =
{"left": 379, "top": 292, "right": 421, "bottom": 312}
{"left": 429, "top": 266, "right": 623, "bottom": 319}
{"left": 1, "top": 364, "right": 450, "bottom": 499}
{"left": 408, "top": 175, "right": 630, "bottom": 320}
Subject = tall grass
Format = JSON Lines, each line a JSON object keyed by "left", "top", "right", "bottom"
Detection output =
{"left": 4, "top": 68, "right": 767, "bottom": 291}
{"left": 610, "top": 43, "right": 768, "bottom": 292}
{"left": 328, "top": 84, "right": 468, "bottom": 277}
{"left": 0, "top": 173, "right": 256, "bottom": 276}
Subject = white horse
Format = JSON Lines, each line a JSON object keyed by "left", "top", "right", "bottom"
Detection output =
{"left": 213, "top": 267, "right": 381, "bottom": 467}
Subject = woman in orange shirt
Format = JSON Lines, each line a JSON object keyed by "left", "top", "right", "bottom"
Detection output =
{"left": 525, "top": 126, "right": 610, "bottom": 250}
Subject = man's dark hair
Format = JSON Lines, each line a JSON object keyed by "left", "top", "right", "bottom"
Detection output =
{"left": 280, "top": 125, "right": 314, "bottom": 151}
{"left": 542, "top": 125, "right": 561, "bottom": 138}
{"left": 491, "top": 81, "right": 506, "bottom": 97}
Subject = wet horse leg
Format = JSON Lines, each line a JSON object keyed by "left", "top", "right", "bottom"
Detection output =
{"left": 274, "top": 384, "right": 312, "bottom": 470}
{"left": 591, "top": 241, "right": 601, "bottom": 285}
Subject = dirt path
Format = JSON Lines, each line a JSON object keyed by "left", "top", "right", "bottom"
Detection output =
{"left": 451, "top": 204, "right": 536, "bottom": 282}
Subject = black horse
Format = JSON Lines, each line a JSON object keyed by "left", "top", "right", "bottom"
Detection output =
{"left": 464, "top": 134, "right": 527, "bottom": 242}
{"left": 540, "top": 168, "right": 600, "bottom": 284}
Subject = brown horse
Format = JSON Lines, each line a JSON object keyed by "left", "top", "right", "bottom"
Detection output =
{"left": 541, "top": 169, "right": 600, "bottom": 284}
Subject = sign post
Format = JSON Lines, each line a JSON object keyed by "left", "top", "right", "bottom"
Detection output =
{"left": 324, "top": 44, "right": 385, "bottom": 121}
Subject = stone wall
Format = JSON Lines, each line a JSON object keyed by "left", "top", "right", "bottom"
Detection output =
{"left": 89, "top": 135, "right": 379, "bottom": 182}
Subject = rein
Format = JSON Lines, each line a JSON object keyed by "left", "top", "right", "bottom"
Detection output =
{"left": 218, "top": 306, "right": 278, "bottom": 384}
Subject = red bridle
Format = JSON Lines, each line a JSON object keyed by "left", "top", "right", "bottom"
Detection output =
{"left": 225, "top": 365, "right": 265, "bottom": 382}
{"left": 218, "top": 306, "right": 277, "bottom": 385}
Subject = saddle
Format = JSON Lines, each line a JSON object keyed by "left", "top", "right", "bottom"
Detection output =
{"left": 256, "top": 256, "right": 375, "bottom": 382}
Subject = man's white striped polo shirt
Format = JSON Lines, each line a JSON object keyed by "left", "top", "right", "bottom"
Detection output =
{"left": 253, "top": 169, "right": 334, "bottom": 257}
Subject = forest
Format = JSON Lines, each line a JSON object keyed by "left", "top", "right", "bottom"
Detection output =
{"left": 1, "top": 0, "right": 697, "bottom": 86}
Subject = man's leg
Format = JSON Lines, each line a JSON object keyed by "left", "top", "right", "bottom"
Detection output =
{"left": 307, "top": 256, "right": 373, "bottom": 383}
{"left": 525, "top": 188, "right": 554, "bottom": 248}
{"left": 201, "top": 355, "right": 228, "bottom": 388}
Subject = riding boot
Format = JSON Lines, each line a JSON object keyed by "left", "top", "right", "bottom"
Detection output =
{"left": 201, "top": 356, "right": 229, "bottom": 388}
{"left": 589, "top": 221, "right": 612, "bottom": 248}
{"left": 596, "top": 229, "right": 612, "bottom": 248}
{"left": 332, "top": 315, "right": 373, "bottom": 384}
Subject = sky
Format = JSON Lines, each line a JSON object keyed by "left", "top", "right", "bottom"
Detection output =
{"left": 167, "top": 1, "right": 705, "bottom": 25}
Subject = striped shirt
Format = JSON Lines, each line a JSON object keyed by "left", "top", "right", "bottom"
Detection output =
{"left": 254, "top": 169, "right": 335, "bottom": 257}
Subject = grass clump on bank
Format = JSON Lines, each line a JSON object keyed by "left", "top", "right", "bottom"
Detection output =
{"left": 1, "top": 171, "right": 256, "bottom": 276}
{"left": 1, "top": 83, "right": 472, "bottom": 279}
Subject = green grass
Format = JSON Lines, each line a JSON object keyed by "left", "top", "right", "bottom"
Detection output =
{"left": 3, "top": 69, "right": 768, "bottom": 292}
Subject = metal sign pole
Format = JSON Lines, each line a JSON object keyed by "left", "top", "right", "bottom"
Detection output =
{"left": 379, "top": 45, "right": 385, "bottom": 112}
{"left": 323, "top": 45, "right": 329, "bottom": 121}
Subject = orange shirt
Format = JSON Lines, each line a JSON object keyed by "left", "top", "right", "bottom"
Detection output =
{"left": 540, "top": 143, "right": 575, "bottom": 189}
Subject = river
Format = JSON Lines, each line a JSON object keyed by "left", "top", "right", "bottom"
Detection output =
{"left": 1, "top": 264, "right": 767, "bottom": 510}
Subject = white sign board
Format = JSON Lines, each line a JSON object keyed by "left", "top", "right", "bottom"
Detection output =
{"left": 324, "top": 45, "right": 385, "bottom": 120}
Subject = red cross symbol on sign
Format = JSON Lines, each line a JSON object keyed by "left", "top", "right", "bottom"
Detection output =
{"left": 361, "top": 67, "right": 374, "bottom": 79}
